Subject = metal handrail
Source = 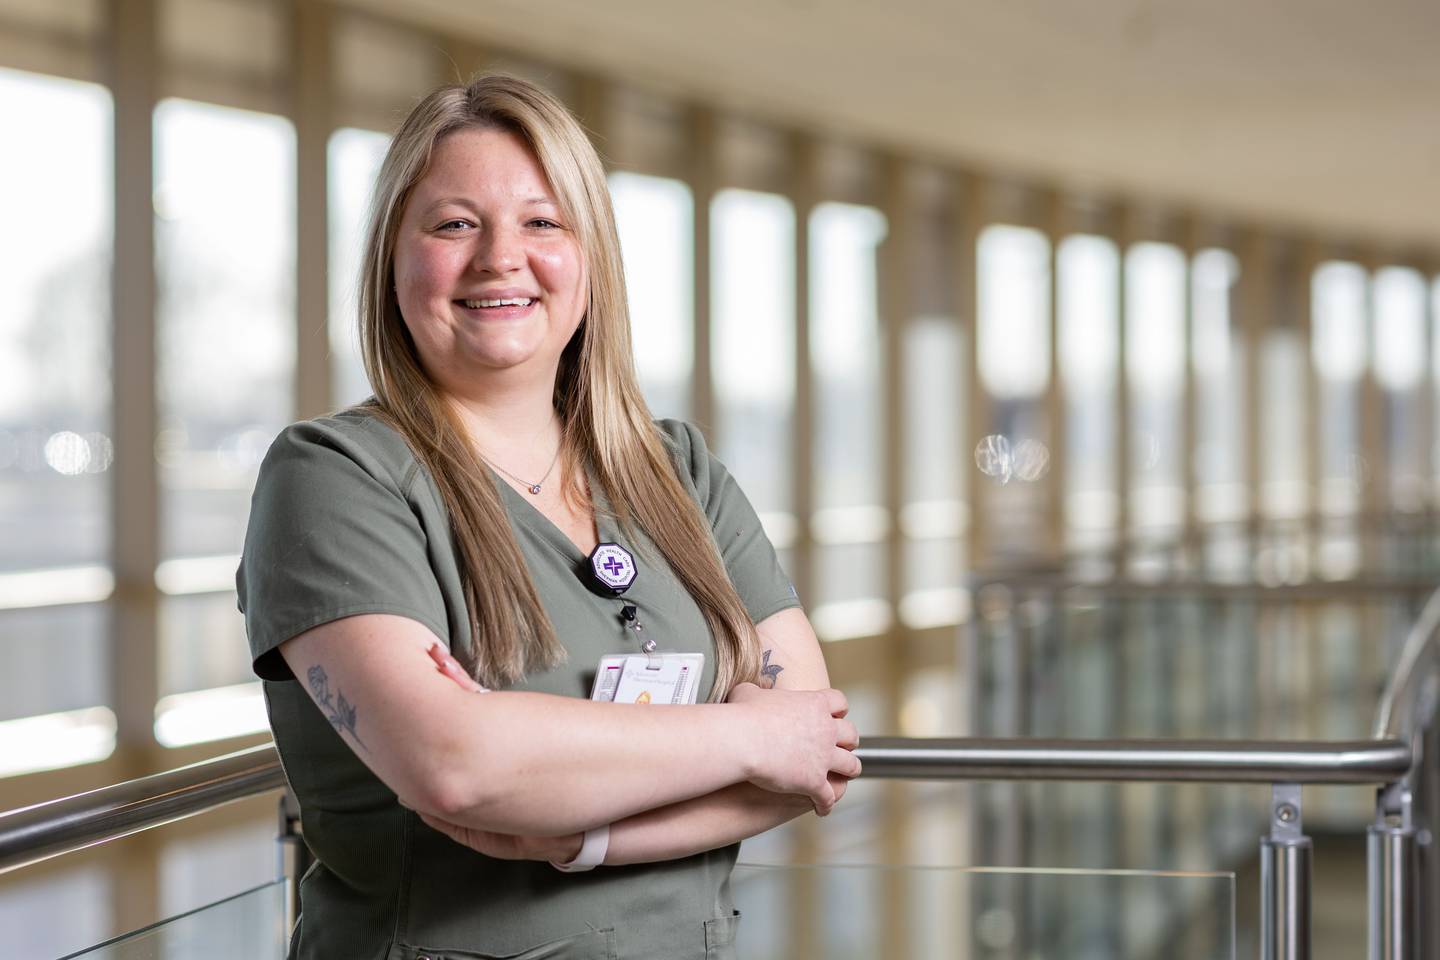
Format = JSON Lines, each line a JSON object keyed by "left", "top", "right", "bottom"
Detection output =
{"left": 857, "top": 737, "right": 1413, "bottom": 784}
{"left": 0, "top": 735, "right": 1415, "bottom": 877}
{"left": 0, "top": 743, "right": 284, "bottom": 876}
{"left": 1373, "top": 584, "right": 1440, "bottom": 739}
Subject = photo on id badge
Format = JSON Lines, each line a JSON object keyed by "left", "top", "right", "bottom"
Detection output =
{"left": 590, "top": 653, "right": 705, "bottom": 705}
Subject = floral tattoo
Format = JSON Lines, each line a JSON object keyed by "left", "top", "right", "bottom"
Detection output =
{"left": 307, "top": 664, "right": 368, "bottom": 751}
{"left": 759, "top": 649, "right": 785, "bottom": 688}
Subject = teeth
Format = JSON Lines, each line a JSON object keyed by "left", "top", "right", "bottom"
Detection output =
{"left": 464, "top": 297, "right": 533, "bottom": 308}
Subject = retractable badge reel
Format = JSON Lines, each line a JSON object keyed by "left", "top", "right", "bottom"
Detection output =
{"left": 586, "top": 542, "right": 659, "bottom": 664}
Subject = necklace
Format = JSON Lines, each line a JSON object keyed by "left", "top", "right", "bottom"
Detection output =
{"left": 480, "top": 442, "right": 562, "bottom": 496}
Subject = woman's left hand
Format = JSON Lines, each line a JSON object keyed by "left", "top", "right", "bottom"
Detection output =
{"left": 417, "top": 811, "right": 583, "bottom": 862}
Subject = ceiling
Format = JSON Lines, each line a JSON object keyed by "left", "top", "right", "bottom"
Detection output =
{"left": 342, "top": 0, "right": 1440, "bottom": 254}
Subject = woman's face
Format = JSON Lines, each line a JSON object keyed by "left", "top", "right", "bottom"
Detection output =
{"left": 392, "top": 127, "right": 586, "bottom": 393}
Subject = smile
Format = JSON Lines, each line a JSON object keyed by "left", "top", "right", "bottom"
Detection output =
{"left": 460, "top": 297, "right": 535, "bottom": 309}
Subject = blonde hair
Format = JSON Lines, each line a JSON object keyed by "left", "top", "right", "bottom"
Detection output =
{"left": 357, "top": 74, "right": 761, "bottom": 698}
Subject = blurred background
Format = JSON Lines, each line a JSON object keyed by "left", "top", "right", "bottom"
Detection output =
{"left": 0, "top": 0, "right": 1437, "bottom": 957}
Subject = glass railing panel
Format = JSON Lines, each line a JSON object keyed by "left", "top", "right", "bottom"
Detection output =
{"left": 731, "top": 862, "right": 1234, "bottom": 959}
{"left": 59, "top": 879, "right": 285, "bottom": 959}
{"left": 966, "top": 582, "right": 1425, "bottom": 743}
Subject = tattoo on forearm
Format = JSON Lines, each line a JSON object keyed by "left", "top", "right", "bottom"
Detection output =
{"left": 759, "top": 649, "right": 784, "bottom": 688}
{"left": 307, "top": 665, "right": 368, "bottom": 750}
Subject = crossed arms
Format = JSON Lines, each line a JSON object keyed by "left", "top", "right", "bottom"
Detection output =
{"left": 278, "top": 605, "right": 860, "bottom": 866}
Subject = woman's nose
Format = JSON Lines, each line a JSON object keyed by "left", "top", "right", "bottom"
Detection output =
{"left": 472, "top": 225, "right": 523, "bottom": 274}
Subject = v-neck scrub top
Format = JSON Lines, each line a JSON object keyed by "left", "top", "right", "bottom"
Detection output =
{"left": 237, "top": 409, "right": 800, "bottom": 960}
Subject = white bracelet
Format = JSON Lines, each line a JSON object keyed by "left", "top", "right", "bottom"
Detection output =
{"left": 550, "top": 824, "right": 609, "bottom": 873}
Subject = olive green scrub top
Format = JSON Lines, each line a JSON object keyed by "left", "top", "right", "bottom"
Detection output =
{"left": 237, "top": 408, "right": 800, "bottom": 960}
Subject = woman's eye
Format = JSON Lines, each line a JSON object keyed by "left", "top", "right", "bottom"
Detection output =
{"left": 529, "top": 218, "right": 561, "bottom": 230}
{"left": 437, "top": 219, "right": 471, "bottom": 232}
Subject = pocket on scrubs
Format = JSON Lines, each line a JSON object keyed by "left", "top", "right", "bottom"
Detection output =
{"left": 703, "top": 910, "right": 741, "bottom": 960}
{"left": 399, "top": 926, "right": 617, "bottom": 960}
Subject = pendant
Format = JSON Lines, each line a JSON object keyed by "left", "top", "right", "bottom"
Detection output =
{"left": 529, "top": 484, "right": 541, "bottom": 495}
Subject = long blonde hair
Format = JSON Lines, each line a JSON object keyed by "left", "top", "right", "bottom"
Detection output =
{"left": 357, "top": 74, "right": 761, "bottom": 699}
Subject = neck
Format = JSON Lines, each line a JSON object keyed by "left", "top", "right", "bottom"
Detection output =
{"left": 443, "top": 372, "right": 563, "bottom": 467}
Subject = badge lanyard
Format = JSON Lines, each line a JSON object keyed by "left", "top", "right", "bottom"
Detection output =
{"left": 586, "top": 542, "right": 660, "bottom": 663}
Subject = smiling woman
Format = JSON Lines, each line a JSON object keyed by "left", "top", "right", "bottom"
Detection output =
{"left": 236, "top": 73, "right": 858, "bottom": 960}
{"left": 392, "top": 127, "right": 588, "bottom": 389}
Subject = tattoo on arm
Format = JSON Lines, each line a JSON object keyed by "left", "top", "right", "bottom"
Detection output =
{"left": 759, "top": 649, "right": 785, "bottom": 688}
{"left": 307, "top": 664, "right": 368, "bottom": 751}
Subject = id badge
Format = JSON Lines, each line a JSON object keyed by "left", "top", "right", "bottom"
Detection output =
{"left": 590, "top": 652, "right": 704, "bottom": 705}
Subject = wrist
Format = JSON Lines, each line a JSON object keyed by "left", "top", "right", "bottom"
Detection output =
{"left": 550, "top": 832, "right": 584, "bottom": 863}
{"left": 729, "top": 700, "right": 764, "bottom": 782}
{"left": 550, "top": 824, "right": 609, "bottom": 873}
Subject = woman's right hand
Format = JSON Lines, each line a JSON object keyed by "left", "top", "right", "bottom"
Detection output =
{"left": 728, "top": 682, "right": 861, "bottom": 816}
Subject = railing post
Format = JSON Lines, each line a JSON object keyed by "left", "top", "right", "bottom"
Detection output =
{"left": 1368, "top": 781, "right": 1420, "bottom": 960}
{"left": 1260, "top": 783, "right": 1311, "bottom": 960}
{"left": 1365, "top": 782, "right": 1422, "bottom": 955}
{"left": 278, "top": 788, "right": 312, "bottom": 945}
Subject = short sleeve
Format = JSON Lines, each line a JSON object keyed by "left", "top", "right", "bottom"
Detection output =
{"left": 237, "top": 418, "right": 451, "bottom": 681}
{"left": 656, "top": 419, "right": 801, "bottom": 625}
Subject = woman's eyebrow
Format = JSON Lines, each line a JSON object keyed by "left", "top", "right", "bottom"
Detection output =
{"left": 421, "top": 195, "right": 559, "bottom": 211}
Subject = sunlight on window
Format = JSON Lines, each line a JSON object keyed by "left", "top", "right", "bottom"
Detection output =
{"left": 1125, "top": 242, "right": 1186, "bottom": 528}
{"left": 154, "top": 681, "right": 266, "bottom": 748}
{"left": 0, "top": 67, "right": 113, "bottom": 574}
{"left": 1312, "top": 261, "right": 1368, "bottom": 513}
{"left": 155, "top": 97, "right": 296, "bottom": 560}
{"left": 609, "top": 172, "right": 694, "bottom": 420}
{"left": 1373, "top": 266, "right": 1426, "bottom": 392}
{"left": 977, "top": 225, "right": 1050, "bottom": 398}
{"left": 0, "top": 707, "right": 116, "bottom": 778}
{"left": 1057, "top": 234, "right": 1118, "bottom": 534}
{"left": 155, "top": 98, "right": 294, "bottom": 719}
{"left": 1058, "top": 235, "right": 1119, "bottom": 391}
{"left": 1192, "top": 248, "right": 1244, "bottom": 519}
{"left": 712, "top": 189, "right": 795, "bottom": 516}
{"left": 810, "top": 202, "right": 886, "bottom": 509}
{"left": 1312, "top": 261, "right": 1368, "bottom": 381}
{"left": 328, "top": 127, "right": 390, "bottom": 409}
{"left": 1192, "top": 249, "right": 1238, "bottom": 379}
{"left": 809, "top": 202, "right": 888, "bottom": 618}
{"left": 1125, "top": 243, "right": 1186, "bottom": 394}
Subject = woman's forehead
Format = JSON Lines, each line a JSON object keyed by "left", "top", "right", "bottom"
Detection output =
{"left": 415, "top": 127, "right": 557, "bottom": 202}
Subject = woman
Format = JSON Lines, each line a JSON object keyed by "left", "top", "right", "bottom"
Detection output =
{"left": 238, "top": 74, "right": 859, "bottom": 960}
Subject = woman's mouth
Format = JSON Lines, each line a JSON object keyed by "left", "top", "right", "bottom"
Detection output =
{"left": 461, "top": 297, "right": 534, "bottom": 309}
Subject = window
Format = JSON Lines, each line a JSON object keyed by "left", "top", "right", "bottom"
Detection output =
{"left": 1374, "top": 266, "right": 1427, "bottom": 508}
{"left": 1192, "top": 248, "right": 1243, "bottom": 521}
{"left": 609, "top": 171, "right": 694, "bottom": 420}
{"left": 1058, "top": 234, "right": 1119, "bottom": 545}
{"left": 1125, "top": 242, "right": 1186, "bottom": 532}
{"left": 810, "top": 202, "right": 888, "bottom": 637}
{"left": 154, "top": 97, "right": 295, "bottom": 742}
{"left": 901, "top": 315, "right": 965, "bottom": 627}
{"left": 327, "top": 126, "right": 390, "bottom": 409}
{"left": 0, "top": 68, "right": 113, "bottom": 574}
{"left": 0, "top": 67, "right": 116, "bottom": 774}
{"left": 712, "top": 189, "right": 796, "bottom": 535}
{"left": 975, "top": 224, "right": 1052, "bottom": 556}
{"left": 1312, "top": 261, "right": 1367, "bottom": 514}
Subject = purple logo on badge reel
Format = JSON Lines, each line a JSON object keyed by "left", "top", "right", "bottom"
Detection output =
{"left": 588, "top": 542, "right": 637, "bottom": 595}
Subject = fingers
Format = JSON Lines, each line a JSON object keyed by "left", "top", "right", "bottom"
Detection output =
{"left": 428, "top": 642, "right": 487, "bottom": 692}
{"left": 834, "top": 717, "right": 859, "bottom": 750}
{"left": 727, "top": 681, "right": 761, "bottom": 703}
{"left": 831, "top": 745, "right": 862, "bottom": 779}
{"left": 825, "top": 688, "right": 849, "bottom": 719}
{"left": 810, "top": 778, "right": 838, "bottom": 817}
